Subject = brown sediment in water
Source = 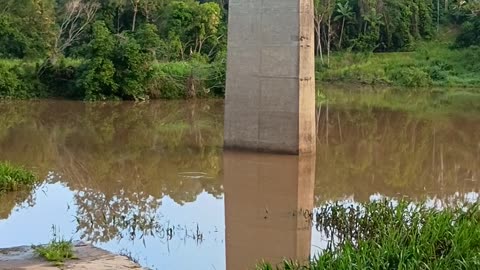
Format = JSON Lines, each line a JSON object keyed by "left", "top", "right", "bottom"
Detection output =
{"left": 0, "top": 243, "right": 142, "bottom": 269}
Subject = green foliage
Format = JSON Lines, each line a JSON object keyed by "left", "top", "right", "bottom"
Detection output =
{"left": 316, "top": 0, "right": 437, "bottom": 56}
{"left": 0, "top": 0, "right": 56, "bottom": 58}
{"left": 135, "top": 23, "right": 162, "bottom": 58}
{"left": 148, "top": 59, "right": 223, "bottom": 99}
{"left": 38, "top": 59, "right": 80, "bottom": 98}
{"left": 113, "top": 36, "right": 151, "bottom": 100}
{"left": 77, "top": 22, "right": 118, "bottom": 100}
{"left": 456, "top": 16, "right": 480, "bottom": 48}
{"left": 0, "top": 15, "right": 28, "bottom": 58}
{"left": 0, "top": 61, "right": 43, "bottom": 99}
{"left": 0, "top": 0, "right": 475, "bottom": 99}
{"left": 78, "top": 21, "right": 152, "bottom": 101}
{"left": 0, "top": 162, "right": 36, "bottom": 194}
{"left": 388, "top": 66, "right": 432, "bottom": 87}
{"left": 320, "top": 41, "right": 480, "bottom": 88}
{"left": 161, "top": 0, "right": 222, "bottom": 59}
{"left": 259, "top": 200, "right": 480, "bottom": 270}
{"left": 149, "top": 62, "right": 192, "bottom": 99}
{"left": 33, "top": 226, "right": 75, "bottom": 266}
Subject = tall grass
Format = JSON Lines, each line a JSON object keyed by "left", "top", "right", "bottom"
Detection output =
{"left": 259, "top": 200, "right": 480, "bottom": 270}
{"left": 318, "top": 41, "right": 480, "bottom": 88}
{"left": 0, "top": 162, "right": 36, "bottom": 193}
{"left": 33, "top": 226, "right": 75, "bottom": 266}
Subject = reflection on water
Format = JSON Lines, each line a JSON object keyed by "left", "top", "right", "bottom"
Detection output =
{"left": 315, "top": 106, "right": 480, "bottom": 203}
{"left": 224, "top": 152, "right": 315, "bottom": 268}
{"left": 0, "top": 99, "right": 479, "bottom": 269}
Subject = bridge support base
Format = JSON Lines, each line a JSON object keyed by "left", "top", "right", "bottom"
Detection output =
{"left": 224, "top": 0, "right": 316, "bottom": 155}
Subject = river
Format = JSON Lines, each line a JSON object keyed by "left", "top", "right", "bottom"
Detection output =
{"left": 0, "top": 98, "right": 479, "bottom": 269}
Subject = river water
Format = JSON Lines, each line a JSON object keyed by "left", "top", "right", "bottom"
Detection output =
{"left": 0, "top": 99, "right": 479, "bottom": 269}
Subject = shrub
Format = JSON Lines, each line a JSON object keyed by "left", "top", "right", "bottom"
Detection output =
{"left": 259, "top": 200, "right": 480, "bottom": 270}
{"left": 388, "top": 66, "right": 432, "bottom": 87}
{"left": 38, "top": 59, "right": 80, "bottom": 99}
{"left": 77, "top": 21, "right": 153, "bottom": 101}
{"left": 0, "top": 63, "right": 40, "bottom": 99}
{"left": 148, "top": 62, "right": 191, "bottom": 99}
{"left": 456, "top": 17, "right": 480, "bottom": 48}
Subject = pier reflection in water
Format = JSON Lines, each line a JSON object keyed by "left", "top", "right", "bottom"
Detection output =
{"left": 224, "top": 152, "right": 315, "bottom": 269}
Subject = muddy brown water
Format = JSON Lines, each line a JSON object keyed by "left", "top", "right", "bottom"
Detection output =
{"left": 0, "top": 99, "right": 479, "bottom": 269}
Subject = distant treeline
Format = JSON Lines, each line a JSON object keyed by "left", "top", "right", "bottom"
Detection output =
{"left": 0, "top": 0, "right": 478, "bottom": 100}
{"left": 313, "top": 0, "right": 480, "bottom": 64}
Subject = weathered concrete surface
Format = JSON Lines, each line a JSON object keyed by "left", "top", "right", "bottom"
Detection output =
{"left": 224, "top": 151, "right": 315, "bottom": 269}
{"left": 224, "top": 0, "right": 316, "bottom": 154}
{"left": 0, "top": 243, "right": 142, "bottom": 270}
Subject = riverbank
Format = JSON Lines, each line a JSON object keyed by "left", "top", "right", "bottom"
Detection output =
{"left": 0, "top": 58, "right": 225, "bottom": 100}
{"left": 317, "top": 39, "right": 480, "bottom": 88}
{"left": 2, "top": 40, "right": 480, "bottom": 101}
{"left": 259, "top": 200, "right": 480, "bottom": 270}
{"left": 0, "top": 243, "right": 141, "bottom": 269}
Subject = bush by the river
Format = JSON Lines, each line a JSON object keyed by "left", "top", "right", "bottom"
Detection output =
{"left": 318, "top": 40, "right": 480, "bottom": 88}
{"left": 259, "top": 200, "right": 480, "bottom": 270}
{"left": 0, "top": 58, "right": 224, "bottom": 101}
{"left": 0, "top": 162, "right": 36, "bottom": 193}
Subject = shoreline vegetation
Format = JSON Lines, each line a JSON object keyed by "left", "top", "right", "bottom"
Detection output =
{"left": 259, "top": 200, "right": 480, "bottom": 270}
{"left": 0, "top": 162, "right": 37, "bottom": 194}
{"left": 0, "top": 0, "right": 479, "bottom": 101}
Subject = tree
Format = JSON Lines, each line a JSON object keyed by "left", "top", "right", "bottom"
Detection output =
{"left": 314, "top": 0, "right": 335, "bottom": 64}
{"left": 161, "top": 0, "right": 222, "bottom": 59}
{"left": 131, "top": 0, "right": 139, "bottom": 31}
{"left": 77, "top": 21, "right": 118, "bottom": 100}
{"left": 52, "top": 0, "right": 100, "bottom": 61}
{"left": 0, "top": 0, "right": 56, "bottom": 58}
{"left": 334, "top": 1, "right": 354, "bottom": 49}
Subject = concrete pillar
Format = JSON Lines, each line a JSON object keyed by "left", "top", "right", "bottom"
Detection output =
{"left": 224, "top": 0, "right": 316, "bottom": 155}
{"left": 224, "top": 151, "right": 315, "bottom": 269}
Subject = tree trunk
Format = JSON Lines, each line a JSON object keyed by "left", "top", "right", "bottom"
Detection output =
{"left": 132, "top": 2, "right": 138, "bottom": 32}
{"left": 315, "top": 18, "right": 324, "bottom": 64}
{"left": 327, "top": 13, "right": 332, "bottom": 66}
{"left": 117, "top": 8, "right": 121, "bottom": 33}
{"left": 338, "top": 18, "right": 345, "bottom": 49}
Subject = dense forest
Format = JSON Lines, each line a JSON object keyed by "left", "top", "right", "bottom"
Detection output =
{"left": 0, "top": 0, "right": 479, "bottom": 100}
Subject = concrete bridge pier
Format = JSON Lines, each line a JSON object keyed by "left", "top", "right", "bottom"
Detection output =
{"left": 224, "top": 0, "right": 316, "bottom": 155}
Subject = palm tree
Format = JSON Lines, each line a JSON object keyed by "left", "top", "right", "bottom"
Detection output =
{"left": 334, "top": 2, "right": 354, "bottom": 49}
{"left": 362, "top": 8, "right": 384, "bottom": 33}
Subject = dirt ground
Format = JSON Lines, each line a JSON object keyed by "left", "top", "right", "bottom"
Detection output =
{"left": 0, "top": 243, "right": 142, "bottom": 270}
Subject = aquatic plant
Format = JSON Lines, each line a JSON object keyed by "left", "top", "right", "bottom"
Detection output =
{"left": 259, "top": 200, "right": 480, "bottom": 269}
{"left": 0, "top": 162, "right": 36, "bottom": 194}
{"left": 33, "top": 226, "right": 75, "bottom": 266}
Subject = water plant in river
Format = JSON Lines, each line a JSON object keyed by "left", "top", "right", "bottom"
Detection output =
{"left": 259, "top": 200, "right": 480, "bottom": 269}
{"left": 33, "top": 226, "right": 75, "bottom": 266}
{"left": 0, "top": 162, "right": 36, "bottom": 194}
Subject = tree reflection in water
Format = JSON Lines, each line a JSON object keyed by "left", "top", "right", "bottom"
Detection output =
{"left": 0, "top": 100, "right": 224, "bottom": 245}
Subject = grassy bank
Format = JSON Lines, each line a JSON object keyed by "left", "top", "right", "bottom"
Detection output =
{"left": 0, "top": 58, "right": 225, "bottom": 100}
{"left": 259, "top": 200, "right": 480, "bottom": 270}
{"left": 318, "top": 38, "right": 480, "bottom": 88}
{"left": 2, "top": 38, "right": 480, "bottom": 101}
{"left": 0, "top": 162, "right": 36, "bottom": 194}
